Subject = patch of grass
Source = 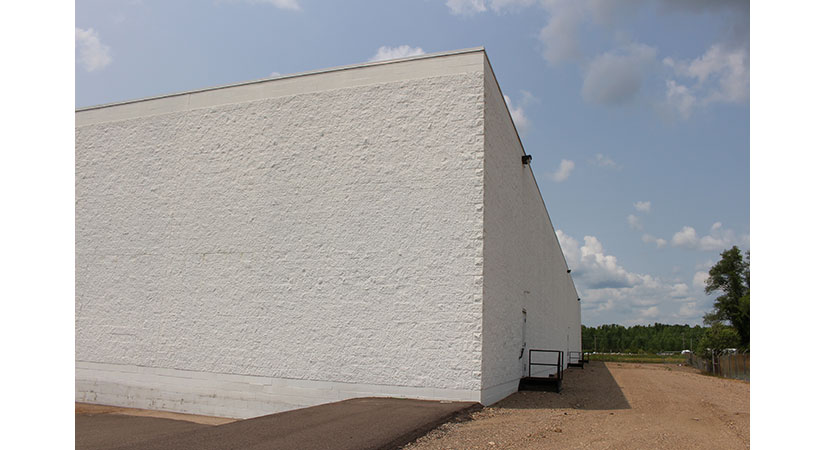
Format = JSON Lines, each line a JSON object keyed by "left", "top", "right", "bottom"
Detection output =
{"left": 586, "top": 353, "right": 685, "bottom": 364}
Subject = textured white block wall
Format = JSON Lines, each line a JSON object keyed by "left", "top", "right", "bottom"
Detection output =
{"left": 76, "top": 53, "right": 486, "bottom": 417}
{"left": 480, "top": 56, "right": 582, "bottom": 405}
{"left": 75, "top": 49, "right": 582, "bottom": 417}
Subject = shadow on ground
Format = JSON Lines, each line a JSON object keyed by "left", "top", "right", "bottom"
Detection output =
{"left": 494, "top": 361, "right": 631, "bottom": 411}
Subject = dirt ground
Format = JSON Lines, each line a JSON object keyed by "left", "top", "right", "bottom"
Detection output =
{"left": 406, "top": 362, "right": 749, "bottom": 450}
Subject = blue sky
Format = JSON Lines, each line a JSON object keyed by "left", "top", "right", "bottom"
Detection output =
{"left": 76, "top": 0, "right": 750, "bottom": 327}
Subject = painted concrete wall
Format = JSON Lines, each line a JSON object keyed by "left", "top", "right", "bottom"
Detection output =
{"left": 479, "top": 55, "right": 582, "bottom": 405}
{"left": 76, "top": 50, "right": 486, "bottom": 418}
{"left": 75, "top": 48, "right": 581, "bottom": 418}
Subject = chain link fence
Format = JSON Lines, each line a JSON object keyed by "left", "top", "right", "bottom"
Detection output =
{"left": 685, "top": 351, "right": 749, "bottom": 381}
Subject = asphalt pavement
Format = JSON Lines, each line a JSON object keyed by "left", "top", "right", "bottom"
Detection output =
{"left": 76, "top": 397, "right": 480, "bottom": 450}
{"left": 76, "top": 413, "right": 210, "bottom": 450}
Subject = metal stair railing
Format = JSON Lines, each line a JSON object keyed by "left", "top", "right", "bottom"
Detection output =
{"left": 528, "top": 349, "right": 564, "bottom": 381}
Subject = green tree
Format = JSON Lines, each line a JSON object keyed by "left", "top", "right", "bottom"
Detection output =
{"left": 704, "top": 246, "right": 750, "bottom": 346}
{"left": 697, "top": 323, "right": 741, "bottom": 358}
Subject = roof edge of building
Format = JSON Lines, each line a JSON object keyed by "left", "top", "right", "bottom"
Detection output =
{"left": 76, "top": 46, "right": 486, "bottom": 113}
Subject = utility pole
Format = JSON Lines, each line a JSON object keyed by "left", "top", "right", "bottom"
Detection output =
{"left": 594, "top": 335, "right": 597, "bottom": 353}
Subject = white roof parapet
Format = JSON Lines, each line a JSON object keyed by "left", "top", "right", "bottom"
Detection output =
{"left": 76, "top": 46, "right": 486, "bottom": 113}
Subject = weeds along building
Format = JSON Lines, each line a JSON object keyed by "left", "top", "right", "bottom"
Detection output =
{"left": 75, "top": 48, "right": 582, "bottom": 419}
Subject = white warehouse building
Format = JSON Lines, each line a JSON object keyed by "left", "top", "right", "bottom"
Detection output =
{"left": 75, "top": 47, "right": 582, "bottom": 419}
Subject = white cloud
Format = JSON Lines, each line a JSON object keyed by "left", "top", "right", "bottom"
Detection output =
{"left": 693, "top": 271, "right": 709, "bottom": 288}
{"left": 582, "top": 43, "right": 657, "bottom": 105}
{"left": 563, "top": 232, "right": 662, "bottom": 292}
{"left": 558, "top": 229, "right": 709, "bottom": 325}
{"left": 670, "top": 283, "right": 689, "bottom": 298}
{"left": 640, "top": 306, "right": 660, "bottom": 318}
{"left": 642, "top": 234, "right": 667, "bottom": 248}
{"left": 446, "top": 0, "right": 488, "bottom": 15}
{"left": 369, "top": 45, "right": 426, "bottom": 62}
{"left": 447, "top": 0, "right": 537, "bottom": 15}
{"left": 556, "top": 229, "right": 581, "bottom": 270}
{"left": 75, "top": 27, "right": 112, "bottom": 72}
{"left": 672, "top": 226, "right": 702, "bottom": 249}
{"left": 236, "top": 0, "right": 301, "bottom": 10}
{"left": 548, "top": 159, "right": 575, "bottom": 182}
{"left": 575, "top": 233, "right": 640, "bottom": 289}
{"left": 269, "top": 0, "right": 300, "bottom": 9}
{"left": 503, "top": 91, "right": 534, "bottom": 131}
{"left": 490, "top": 0, "right": 536, "bottom": 11}
{"left": 538, "top": 1, "right": 582, "bottom": 64}
{"left": 634, "top": 201, "right": 651, "bottom": 213}
{"left": 671, "top": 222, "right": 744, "bottom": 251}
{"left": 677, "top": 302, "right": 701, "bottom": 320}
{"left": 627, "top": 205, "right": 653, "bottom": 233}
{"left": 627, "top": 214, "right": 642, "bottom": 231}
{"left": 665, "top": 79, "right": 697, "bottom": 118}
{"left": 663, "top": 42, "right": 748, "bottom": 116}
{"left": 682, "top": 44, "right": 748, "bottom": 101}
{"left": 269, "top": 71, "right": 281, "bottom": 77}
{"left": 590, "top": 153, "right": 620, "bottom": 169}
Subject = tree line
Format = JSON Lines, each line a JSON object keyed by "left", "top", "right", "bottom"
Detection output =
{"left": 581, "top": 323, "right": 707, "bottom": 353}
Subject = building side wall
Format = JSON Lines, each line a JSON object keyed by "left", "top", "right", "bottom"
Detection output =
{"left": 480, "top": 57, "right": 582, "bottom": 405}
{"left": 76, "top": 58, "right": 485, "bottom": 418}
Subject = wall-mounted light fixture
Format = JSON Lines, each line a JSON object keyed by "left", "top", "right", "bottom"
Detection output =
{"left": 567, "top": 269, "right": 572, "bottom": 273}
{"left": 577, "top": 298, "right": 581, "bottom": 302}
{"left": 522, "top": 154, "right": 532, "bottom": 165}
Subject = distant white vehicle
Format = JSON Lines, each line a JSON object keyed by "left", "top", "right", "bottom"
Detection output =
{"left": 681, "top": 350, "right": 691, "bottom": 354}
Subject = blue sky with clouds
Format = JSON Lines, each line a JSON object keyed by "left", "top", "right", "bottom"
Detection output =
{"left": 76, "top": 0, "right": 750, "bottom": 327}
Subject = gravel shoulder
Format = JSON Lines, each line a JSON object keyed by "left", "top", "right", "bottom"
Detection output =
{"left": 406, "top": 362, "right": 749, "bottom": 449}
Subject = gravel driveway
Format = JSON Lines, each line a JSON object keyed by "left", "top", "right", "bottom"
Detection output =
{"left": 406, "top": 361, "right": 749, "bottom": 449}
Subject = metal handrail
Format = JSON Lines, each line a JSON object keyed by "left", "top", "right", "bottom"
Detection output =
{"left": 527, "top": 349, "right": 564, "bottom": 381}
